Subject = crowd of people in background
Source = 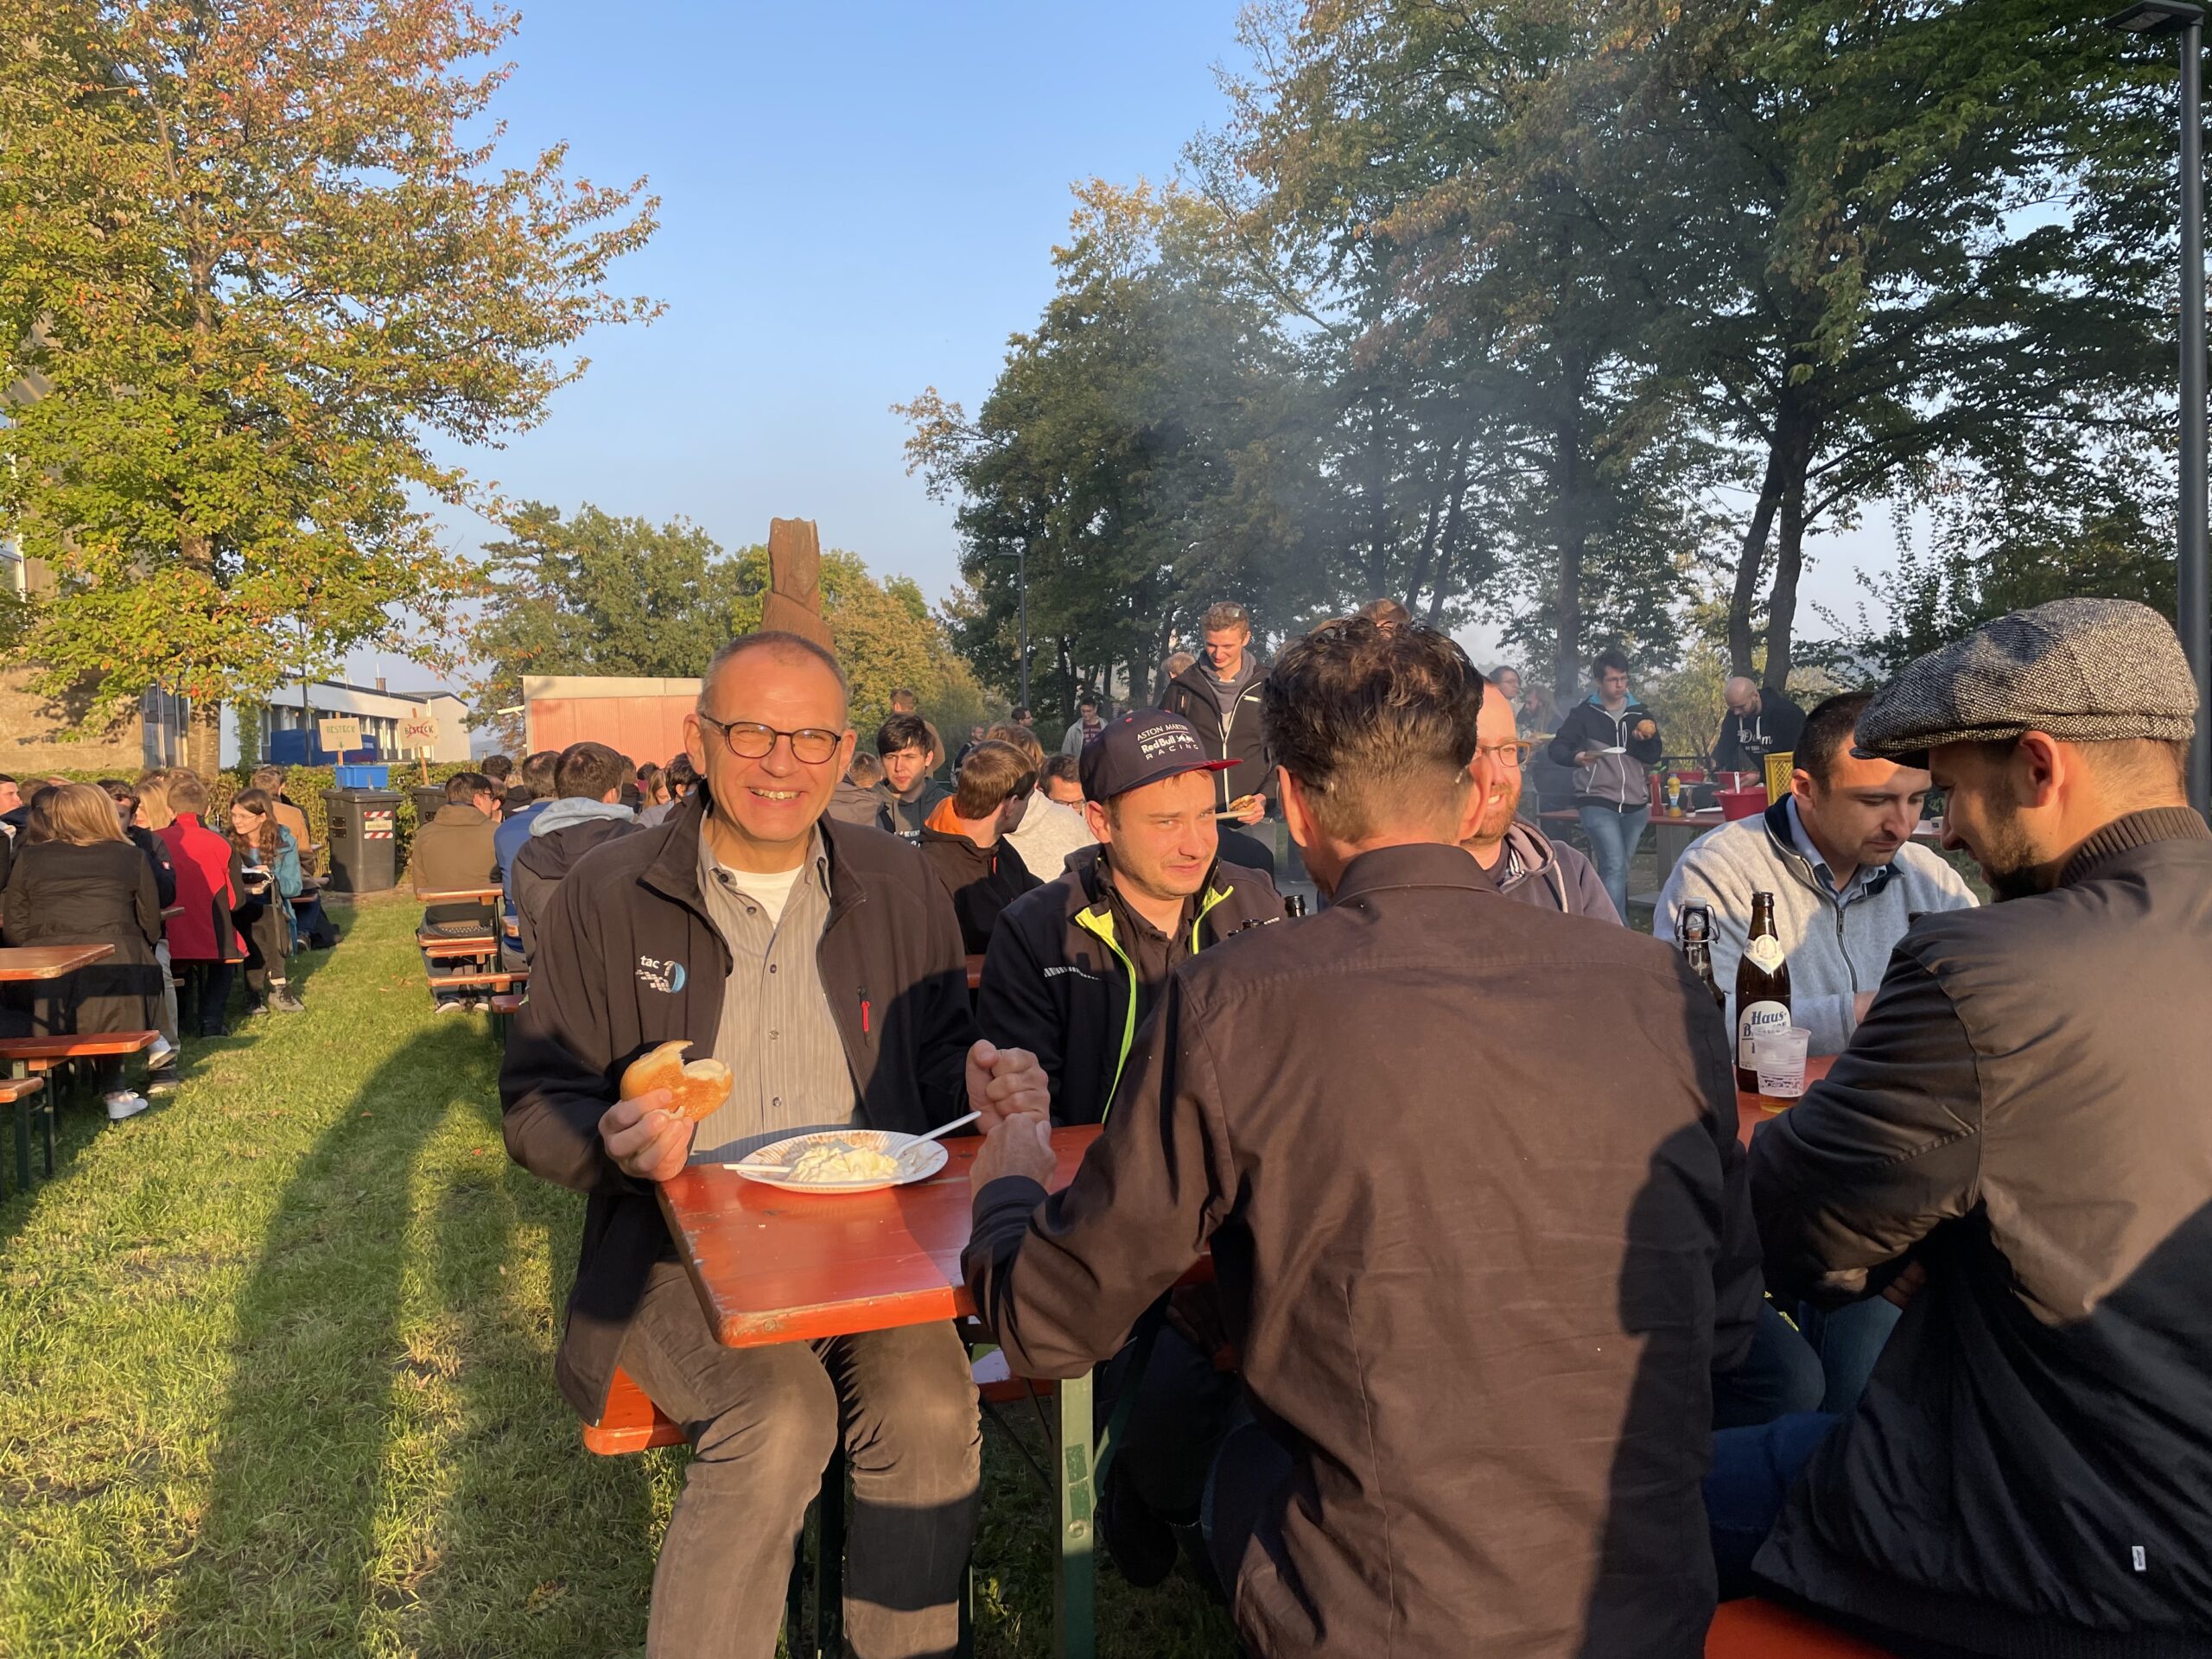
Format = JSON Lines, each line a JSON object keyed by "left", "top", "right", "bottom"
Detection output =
{"left": 0, "top": 764, "right": 327, "bottom": 1121}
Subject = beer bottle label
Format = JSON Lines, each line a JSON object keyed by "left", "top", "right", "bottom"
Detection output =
{"left": 1738, "top": 999, "right": 1790, "bottom": 1067}
{"left": 1745, "top": 935, "right": 1786, "bottom": 973}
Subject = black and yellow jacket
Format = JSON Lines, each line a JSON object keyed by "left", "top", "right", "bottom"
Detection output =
{"left": 976, "top": 843, "right": 1281, "bottom": 1126}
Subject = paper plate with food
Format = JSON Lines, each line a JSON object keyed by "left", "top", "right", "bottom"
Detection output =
{"left": 729, "top": 1128, "right": 949, "bottom": 1194}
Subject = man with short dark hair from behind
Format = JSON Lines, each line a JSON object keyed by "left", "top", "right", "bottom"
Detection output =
{"left": 988, "top": 721, "right": 1094, "bottom": 879}
{"left": 1712, "top": 598, "right": 2212, "bottom": 1656}
{"left": 874, "top": 711, "right": 950, "bottom": 836}
{"left": 915, "top": 739, "right": 1040, "bottom": 955}
{"left": 503, "top": 629, "right": 1048, "bottom": 1658}
{"left": 493, "top": 750, "right": 563, "bottom": 962}
{"left": 963, "top": 616, "right": 1758, "bottom": 1657}
{"left": 508, "top": 741, "right": 638, "bottom": 959}
{"left": 410, "top": 770, "right": 500, "bottom": 1006}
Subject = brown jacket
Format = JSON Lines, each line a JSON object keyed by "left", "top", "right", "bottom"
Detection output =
{"left": 411, "top": 803, "right": 496, "bottom": 916}
{"left": 964, "top": 842, "right": 1758, "bottom": 1658}
{"left": 1751, "top": 808, "right": 2212, "bottom": 1657}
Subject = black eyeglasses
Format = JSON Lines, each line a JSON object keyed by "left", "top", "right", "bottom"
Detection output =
{"left": 698, "top": 715, "right": 843, "bottom": 765}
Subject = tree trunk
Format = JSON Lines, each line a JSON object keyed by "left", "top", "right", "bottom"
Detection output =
{"left": 1726, "top": 444, "right": 1786, "bottom": 677}
{"left": 188, "top": 696, "right": 223, "bottom": 774}
{"left": 1549, "top": 414, "right": 1587, "bottom": 706}
{"left": 1764, "top": 420, "right": 1819, "bottom": 690}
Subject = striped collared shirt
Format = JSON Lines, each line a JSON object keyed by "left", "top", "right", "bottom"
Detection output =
{"left": 688, "top": 825, "right": 858, "bottom": 1161}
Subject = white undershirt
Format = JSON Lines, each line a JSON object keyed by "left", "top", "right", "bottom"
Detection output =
{"left": 715, "top": 861, "right": 804, "bottom": 926}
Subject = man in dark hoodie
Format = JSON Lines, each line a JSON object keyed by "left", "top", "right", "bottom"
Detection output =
{"left": 1463, "top": 677, "right": 1616, "bottom": 921}
{"left": 914, "top": 739, "right": 1039, "bottom": 955}
{"left": 873, "top": 712, "right": 951, "bottom": 836}
{"left": 509, "top": 742, "right": 639, "bottom": 958}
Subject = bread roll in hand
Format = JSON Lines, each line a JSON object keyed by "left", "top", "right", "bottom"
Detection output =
{"left": 619, "top": 1040, "right": 733, "bottom": 1124}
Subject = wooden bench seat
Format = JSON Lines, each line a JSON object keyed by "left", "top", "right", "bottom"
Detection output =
{"left": 423, "top": 968, "right": 529, "bottom": 992}
{"left": 1706, "top": 1597, "right": 1899, "bottom": 1656}
{"left": 417, "top": 933, "right": 499, "bottom": 962}
{"left": 0, "top": 1075, "right": 46, "bottom": 1104}
{"left": 0, "top": 1031, "right": 162, "bottom": 1071}
{"left": 586, "top": 1354, "right": 1051, "bottom": 1459}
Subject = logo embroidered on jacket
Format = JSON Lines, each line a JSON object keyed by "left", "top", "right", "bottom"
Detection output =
{"left": 637, "top": 955, "right": 687, "bottom": 994}
{"left": 1042, "top": 965, "right": 1100, "bottom": 982}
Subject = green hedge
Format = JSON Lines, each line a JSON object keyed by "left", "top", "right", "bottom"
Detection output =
{"left": 18, "top": 761, "right": 484, "bottom": 876}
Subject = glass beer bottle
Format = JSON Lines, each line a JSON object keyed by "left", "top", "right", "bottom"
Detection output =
{"left": 1734, "top": 891, "right": 1793, "bottom": 1092}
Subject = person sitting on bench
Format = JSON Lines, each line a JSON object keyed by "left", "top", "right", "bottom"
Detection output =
{"left": 508, "top": 742, "right": 639, "bottom": 960}
{"left": 226, "top": 789, "right": 304, "bottom": 1016}
{"left": 156, "top": 771, "right": 247, "bottom": 1039}
{"left": 412, "top": 771, "right": 499, "bottom": 1012}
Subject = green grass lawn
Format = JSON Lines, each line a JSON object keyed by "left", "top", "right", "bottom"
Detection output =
{"left": 0, "top": 893, "right": 1236, "bottom": 1657}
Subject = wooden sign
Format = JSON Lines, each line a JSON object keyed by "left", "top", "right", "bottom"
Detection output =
{"left": 318, "top": 716, "right": 363, "bottom": 753}
{"left": 399, "top": 709, "right": 439, "bottom": 749}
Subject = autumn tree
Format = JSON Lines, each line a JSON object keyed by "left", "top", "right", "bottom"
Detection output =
{"left": 0, "top": 0, "right": 658, "bottom": 766}
{"left": 467, "top": 506, "right": 992, "bottom": 749}
{"left": 897, "top": 180, "right": 1325, "bottom": 725}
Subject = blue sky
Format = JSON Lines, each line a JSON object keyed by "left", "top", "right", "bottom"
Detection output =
{"left": 369, "top": 0, "right": 1880, "bottom": 693}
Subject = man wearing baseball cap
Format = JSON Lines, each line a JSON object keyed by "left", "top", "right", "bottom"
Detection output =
{"left": 976, "top": 708, "right": 1281, "bottom": 1585}
{"left": 1712, "top": 598, "right": 2212, "bottom": 1656}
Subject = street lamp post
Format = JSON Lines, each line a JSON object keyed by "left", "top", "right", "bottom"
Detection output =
{"left": 1016, "top": 541, "right": 1031, "bottom": 715}
{"left": 2111, "top": 0, "right": 2210, "bottom": 817}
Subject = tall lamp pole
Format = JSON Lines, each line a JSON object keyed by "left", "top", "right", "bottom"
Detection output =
{"left": 1016, "top": 540, "right": 1031, "bottom": 715}
{"left": 2111, "top": 0, "right": 2209, "bottom": 817}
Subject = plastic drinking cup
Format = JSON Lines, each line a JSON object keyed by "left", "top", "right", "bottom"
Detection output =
{"left": 1755, "top": 1027, "right": 1812, "bottom": 1099}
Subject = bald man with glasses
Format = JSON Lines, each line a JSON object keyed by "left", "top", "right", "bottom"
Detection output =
{"left": 504, "top": 629, "right": 1049, "bottom": 1659}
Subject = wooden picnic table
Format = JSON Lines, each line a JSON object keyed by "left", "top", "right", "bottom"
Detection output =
{"left": 0, "top": 944, "right": 115, "bottom": 982}
{"left": 660, "top": 1125, "right": 1112, "bottom": 1655}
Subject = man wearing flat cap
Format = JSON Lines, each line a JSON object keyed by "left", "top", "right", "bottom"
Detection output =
{"left": 1708, "top": 598, "right": 2212, "bottom": 1656}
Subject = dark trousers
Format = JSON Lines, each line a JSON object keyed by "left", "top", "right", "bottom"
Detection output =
{"left": 1201, "top": 1414, "right": 1294, "bottom": 1596}
{"left": 1712, "top": 1301, "right": 1827, "bottom": 1430}
{"left": 179, "top": 960, "right": 235, "bottom": 1037}
{"left": 1704, "top": 1410, "right": 1836, "bottom": 1598}
{"left": 1097, "top": 1320, "right": 1238, "bottom": 1523}
{"left": 233, "top": 900, "right": 290, "bottom": 1002}
{"left": 619, "top": 1263, "right": 981, "bottom": 1659}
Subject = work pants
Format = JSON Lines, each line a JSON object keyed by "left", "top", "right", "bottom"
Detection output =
{"left": 619, "top": 1262, "right": 981, "bottom": 1659}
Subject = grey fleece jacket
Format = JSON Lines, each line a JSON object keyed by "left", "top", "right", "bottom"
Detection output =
{"left": 1487, "top": 820, "right": 1619, "bottom": 923}
{"left": 1656, "top": 799, "right": 1975, "bottom": 1056}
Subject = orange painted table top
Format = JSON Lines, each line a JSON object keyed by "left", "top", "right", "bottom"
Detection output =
{"left": 0, "top": 944, "right": 115, "bottom": 982}
{"left": 658, "top": 1124, "right": 1100, "bottom": 1349}
{"left": 1737, "top": 1053, "right": 1835, "bottom": 1147}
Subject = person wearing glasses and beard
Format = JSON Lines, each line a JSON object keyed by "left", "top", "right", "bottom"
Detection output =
{"left": 502, "top": 630, "right": 1051, "bottom": 1659}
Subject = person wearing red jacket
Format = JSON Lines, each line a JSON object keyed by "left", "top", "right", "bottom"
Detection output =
{"left": 156, "top": 772, "right": 245, "bottom": 1038}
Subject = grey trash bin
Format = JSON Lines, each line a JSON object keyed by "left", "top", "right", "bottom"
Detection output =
{"left": 323, "top": 788, "right": 401, "bottom": 893}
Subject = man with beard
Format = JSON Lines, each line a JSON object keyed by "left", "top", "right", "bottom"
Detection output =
{"left": 1461, "top": 677, "right": 1616, "bottom": 920}
{"left": 1712, "top": 599, "right": 2212, "bottom": 1658}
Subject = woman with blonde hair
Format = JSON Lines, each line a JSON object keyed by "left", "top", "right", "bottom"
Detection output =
{"left": 0, "top": 784, "right": 170, "bottom": 1119}
{"left": 226, "top": 788, "right": 304, "bottom": 1016}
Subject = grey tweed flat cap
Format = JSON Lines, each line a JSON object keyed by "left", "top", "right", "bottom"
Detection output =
{"left": 1854, "top": 597, "right": 2197, "bottom": 767}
